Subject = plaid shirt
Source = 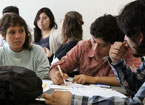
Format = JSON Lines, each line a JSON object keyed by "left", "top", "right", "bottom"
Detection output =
{"left": 71, "top": 58, "right": 145, "bottom": 105}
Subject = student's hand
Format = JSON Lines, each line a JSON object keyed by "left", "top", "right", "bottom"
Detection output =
{"left": 44, "top": 47, "right": 52, "bottom": 58}
{"left": 43, "top": 91, "right": 72, "bottom": 105}
{"left": 72, "top": 74, "right": 96, "bottom": 84}
{"left": 50, "top": 68, "right": 68, "bottom": 85}
{"left": 109, "top": 41, "right": 129, "bottom": 63}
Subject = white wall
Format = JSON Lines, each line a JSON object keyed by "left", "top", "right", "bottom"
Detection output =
{"left": 0, "top": 0, "right": 133, "bottom": 39}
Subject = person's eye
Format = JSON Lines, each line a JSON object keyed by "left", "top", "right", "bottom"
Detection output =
{"left": 19, "top": 29, "right": 24, "bottom": 33}
{"left": 100, "top": 44, "right": 106, "bottom": 47}
{"left": 8, "top": 31, "right": 15, "bottom": 35}
{"left": 42, "top": 17, "right": 48, "bottom": 20}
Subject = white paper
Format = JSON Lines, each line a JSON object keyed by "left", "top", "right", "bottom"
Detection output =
{"left": 42, "top": 80, "right": 126, "bottom": 98}
{"left": 42, "top": 80, "right": 53, "bottom": 92}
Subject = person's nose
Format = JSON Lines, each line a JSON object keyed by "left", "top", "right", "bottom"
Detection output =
{"left": 124, "top": 35, "right": 128, "bottom": 41}
{"left": 94, "top": 43, "right": 99, "bottom": 51}
{"left": 38, "top": 18, "right": 43, "bottom": 23}
{"left": 15, "top": 32, "right": 20, "bottom": 39}
{"left": 39, "top": 19, "right": 43, "bottom": 23}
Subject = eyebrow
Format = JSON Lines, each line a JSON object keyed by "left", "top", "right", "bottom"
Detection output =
{"left": 92, "top": 37, "right": 107, "bottom": 45}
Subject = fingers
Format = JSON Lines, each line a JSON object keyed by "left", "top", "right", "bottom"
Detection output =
{"left": 63, "top": 73, "right": 68, "bottom": 80}
{"left": 122, "top": 41, "right": 129, "bottom": 54}
{"left": 72, "top": 75, "right": 80, "bottom": 83}
{"left": 50, "top": 70, "right": 65, "bottom": 85}
{"left": 123, "top": 40, "right": 129, "bottom": 48}
{"left": 43, "top": 47, "right": 52, "bottom": 57}
{"left": 43, "top": 93, "right": 54, "bottom": 105}
{"left": 43, "top": 93, "right": 51, "bottom": 99}
{"left": 55, "top": 71, "right": 65, "bottom": 85}
{"left": 110, "top": 47, "right": 124, "bottom": 58}
{"left": 43, "top": 91, "right": 72, "bottom": 105}
{"left": 52, "top": 76, "right": 63, "bottom": 85}
{"left": 73, "top": 75, "right": 86, "bottom": 84}
{"left": 109, "top": 42, "right": 128, "bottom": 62}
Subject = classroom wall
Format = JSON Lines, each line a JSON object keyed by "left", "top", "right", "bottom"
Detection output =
{"left": 0, "top": 0, "right": 134, "bottom": 39}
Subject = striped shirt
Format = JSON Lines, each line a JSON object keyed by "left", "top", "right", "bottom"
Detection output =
{"left": 71, "top": 58, "right": 145, "bottom": 105}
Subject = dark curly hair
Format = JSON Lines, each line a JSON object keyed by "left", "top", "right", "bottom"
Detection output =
{"left": 90, "top": 14, "right": 124, "bottom": 44}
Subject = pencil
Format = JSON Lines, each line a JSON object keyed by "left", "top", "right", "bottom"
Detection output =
{"left": 57, "top": 65, "right": 66, "bottom": 85}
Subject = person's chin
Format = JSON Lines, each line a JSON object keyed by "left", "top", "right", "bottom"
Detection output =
{"left": 14, "top": 45, "right": 23, "bottom": 50}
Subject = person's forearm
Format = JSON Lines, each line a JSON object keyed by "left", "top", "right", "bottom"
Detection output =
{"left": 95, "top": 76, "right": 120, "bottom": 86}
{"left": 49, "top": 68, "right": 58, "bottom": 79}
{"left": 109, "top": 59, "right": 144, "bottom": 95}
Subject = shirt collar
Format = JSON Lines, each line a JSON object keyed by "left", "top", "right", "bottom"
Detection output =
{"left": 88, "top": 39, "right": 95, "bottom": 58}
{"left": 88, "top": 47, "right": 95, "bottom": 58}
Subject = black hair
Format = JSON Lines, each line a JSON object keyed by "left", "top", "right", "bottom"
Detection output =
{"left": 90, "top": 14, "right": 124, "bottom": 44}
{"left": 117, "top": 0, "right": 145, "bottom": 55}
{"left": 2, "top": 6, "right": 19, "bottom": 15}
{"left": 34, "top": 7, "right": 57, "bottom": 42}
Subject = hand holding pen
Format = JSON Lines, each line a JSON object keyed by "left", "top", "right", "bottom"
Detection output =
{"left": 57, "top": 65, "right": 67, "bottom": 85}
{"left": 49, "top": 65, "right": 68, "bottom": 85}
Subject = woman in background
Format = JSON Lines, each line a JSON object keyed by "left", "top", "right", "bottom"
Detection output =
{"left": 0, "top": 13, "right": 50, "bottom": 79}
{"left": 34, "top": 7, "right": 62, "bottom": 62}
{"left": 51, "top": 11, "right": 84, "bottom": 64}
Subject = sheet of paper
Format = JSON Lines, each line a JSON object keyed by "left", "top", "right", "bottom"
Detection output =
{"left": 42, "top": 80, "right": 126, "bottom": 98}
{"left": 68, "top": 86, "right": 126, "bottom": 98}
{"left": 42, "top": 80, "right": 53, "bottom": 92}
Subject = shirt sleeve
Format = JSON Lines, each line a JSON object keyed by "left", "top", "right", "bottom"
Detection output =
{"left": 109, "top": 58, "right": 143, "bottom": 96}
{"left": 71, "top": 95, "right": 143, "bottom": 105}
{"left": 35, "top": 46, "right": 50, "bottom": 79}
{"left": 108, "top": 57, "right": 145, "bottom": 103}
{"left": 49, "top": 31, "right": 62, "bottom": 54}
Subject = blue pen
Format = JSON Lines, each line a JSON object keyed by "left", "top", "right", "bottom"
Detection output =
{"left": 96, "top": 84, "right": 111, "bottom": 88}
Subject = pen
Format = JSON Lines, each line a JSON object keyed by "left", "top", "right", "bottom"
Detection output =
{"left": 57, "top": 65, "right": 66, "bottom": 85}
{"left": 96, "top": 84, "right": 111, "bottom": 88}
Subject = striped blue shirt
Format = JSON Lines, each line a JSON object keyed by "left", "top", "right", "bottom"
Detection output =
{"left": 71, "top": 58, "right": 145, "bottom": 105}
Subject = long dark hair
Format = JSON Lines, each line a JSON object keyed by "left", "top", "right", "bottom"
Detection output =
{"left": 62, "top": 11, "right": 83, "bottom": 45}
{"left": 117, "top": 0, "right": 145, "bottom": 56}
{"left": 0, "top": 13, "right": 32, "bottom": 50}
{"left": 34, "top": 7, "right": 57, "bottom": 42}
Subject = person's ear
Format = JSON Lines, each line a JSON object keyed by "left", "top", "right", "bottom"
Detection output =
{"left": 138, "top": 32, "right": 144, "bottom": 44}
{"left": 0, "top": 31, "right": 6, "bottom": 40}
